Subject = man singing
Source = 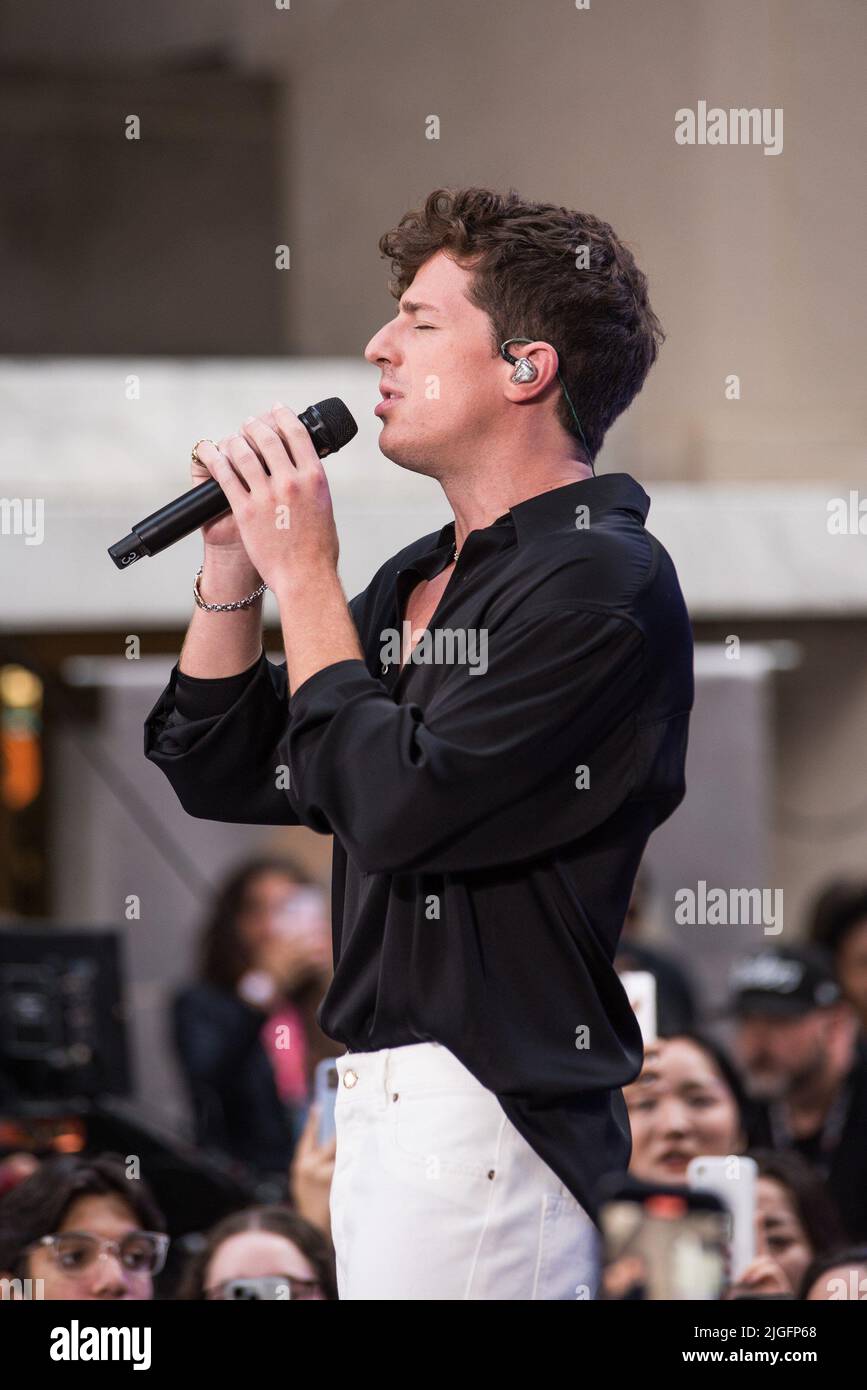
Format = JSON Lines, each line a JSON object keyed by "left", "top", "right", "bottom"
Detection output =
{"left": 144, "top": 187, "right": 694, "bottom": 1300}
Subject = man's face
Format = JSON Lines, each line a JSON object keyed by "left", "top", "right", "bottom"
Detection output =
{"left": 734, "top": 1011, "right": 827, "bottom": 1101}
{"left": 363, "top": 250, "right": 505, "bottom": 476}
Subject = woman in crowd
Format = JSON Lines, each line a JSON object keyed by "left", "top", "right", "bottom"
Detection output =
{"left": 0, "top": 1153, "right": 167, "bottom": 1300}
{"left": 177, "top": 1204, "right": 337, "bottom": 1300}
{"left": 624, "top": 1033, "right": 848, "bottom": 1297}
{"left": 729, "top": 1148, "right": 846, "bottom": 1297}
{"left": 173, "top": 853, "right": 339, "bottom": 1182}
{"left": 624, "top": 1031, "right": 748, "bottom": 1186}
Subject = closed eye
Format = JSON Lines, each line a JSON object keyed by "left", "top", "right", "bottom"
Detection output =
{"left": 414, "top": 324, "right": 436, "bottom": 330}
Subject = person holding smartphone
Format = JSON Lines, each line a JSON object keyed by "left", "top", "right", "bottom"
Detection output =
{"left": 173, "top": 855, "right": 338, "bottom": 1182}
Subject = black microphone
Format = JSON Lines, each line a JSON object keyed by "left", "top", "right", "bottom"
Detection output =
{"left": 107, "top": 397, "right": 358, "bottom": 570}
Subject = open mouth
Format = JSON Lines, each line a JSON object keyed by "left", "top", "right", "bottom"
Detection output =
{"left": 656, "top": 1149, "right": 692, "bottom": 1170}
{"left": 374, "top": 391, "right": 403, "bottom": 416}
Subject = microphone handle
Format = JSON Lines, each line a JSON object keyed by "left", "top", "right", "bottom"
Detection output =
{"left": 108, "top": 478, "right": 230, "bottom": 569}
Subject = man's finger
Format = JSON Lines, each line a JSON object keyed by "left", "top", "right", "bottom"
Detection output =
{"left": 270, "top": 401, "right": 322, "bottom": 472}
{"left": 195, "top": 440, "right": 248, "bottom": 508}
{"left": 241, "top": 415, "right": 297, "bottom": 483}
{"left": 223, "top": 433, "right": 272, "bottom": 493}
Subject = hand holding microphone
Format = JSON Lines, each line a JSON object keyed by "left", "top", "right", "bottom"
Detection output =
{"left": 184, "top": 412, "right": 284, "bottom": 606}
{"left": 107, "top": 396, "right": 357, "bottom": 571}
{"left": 198, "top": 403, "right": 343, "bottom": 595}
{"left": 189, "top": 430, "right": 257, "bottom": 554}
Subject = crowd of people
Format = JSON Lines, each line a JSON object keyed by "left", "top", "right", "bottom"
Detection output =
{"left": 1, "top": 855, "right": 866, "bottom": 1300}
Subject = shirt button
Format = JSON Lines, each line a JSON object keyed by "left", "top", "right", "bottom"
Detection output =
{"left": 343, "top": 1068, "right": 358, "bottom": 1089}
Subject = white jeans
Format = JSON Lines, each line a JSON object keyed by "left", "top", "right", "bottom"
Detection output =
{"left": 329, "top": 1041, "right": 600, "bottom": 1300}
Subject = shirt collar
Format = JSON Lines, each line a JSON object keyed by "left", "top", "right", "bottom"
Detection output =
{"left": 430, "top": 471, "right": 650, "bottom": 553}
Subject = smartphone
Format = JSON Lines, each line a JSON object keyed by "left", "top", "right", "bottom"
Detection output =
{"left": 687, "top": 1153, "right": 758, "bottom": 1281}
{"left": 619, "top": 969, "right": 658, "bottom": 1044}
{"left": 220, "top": 1276, "right": 290, "bottom": 1300}
{"left": 313, "top": 1057, "right": 339, "bottom": 1145}
{"left": 599, "top": 1180, "right": 729, "bottom": 1301}
{"left": 272, "top": 886, "right": 327, "bottom": 938}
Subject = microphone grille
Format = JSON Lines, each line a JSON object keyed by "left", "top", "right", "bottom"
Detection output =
{"left": 314, "top": 398, "right": 358, "bottom": 451}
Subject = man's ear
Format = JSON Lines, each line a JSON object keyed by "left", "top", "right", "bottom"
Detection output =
{"left": 501, "top": 340, "right": 560, "bottom": 401}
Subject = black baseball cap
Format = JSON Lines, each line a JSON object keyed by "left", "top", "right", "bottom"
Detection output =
{"left": 724, "top": 946, "right": 841, "bottom": 1019}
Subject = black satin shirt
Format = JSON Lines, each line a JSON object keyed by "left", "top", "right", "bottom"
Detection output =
{"left": 143, "top": 472, "right": 694, "bottom": 1220}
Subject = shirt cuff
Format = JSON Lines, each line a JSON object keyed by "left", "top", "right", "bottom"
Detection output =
{"left": 288, "top": 658, "right": 374, "bottom": 717}
{"left": 174, "top": 648, "right": 266, "bottom": 719}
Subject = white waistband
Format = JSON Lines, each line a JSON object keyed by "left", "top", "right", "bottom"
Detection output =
{"left": 335, "top": 1040, "right": 487, "bottom": 1097}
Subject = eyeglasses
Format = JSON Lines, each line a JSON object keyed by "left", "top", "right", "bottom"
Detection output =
{"left": 29, "top": 1230, "right": 169, "bottom": 1277}
{"left": 204, "top": 1274, "right": 324, "bottom": 1301}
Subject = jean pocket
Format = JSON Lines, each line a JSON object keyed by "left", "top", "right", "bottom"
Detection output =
{"left": 532, "top": 1192, "right": 600, "bottom": 1301}
{"left": 389, "top": 1088, "right": 502, "bottom": 1183}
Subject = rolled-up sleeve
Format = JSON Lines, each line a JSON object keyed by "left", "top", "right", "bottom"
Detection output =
{"left": 143, "top": 647, "right": 303, "bottom": 825}
{"left": 281, "top": 605, "right": 646, "bottom": 874}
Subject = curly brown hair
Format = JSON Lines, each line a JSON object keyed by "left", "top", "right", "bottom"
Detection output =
{"left": 378, "top": 186, "right": 665, "bottom": 463}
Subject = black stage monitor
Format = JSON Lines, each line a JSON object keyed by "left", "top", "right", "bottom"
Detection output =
{"left": 0, "top": 925, "right": 131, "bottom": 1102}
